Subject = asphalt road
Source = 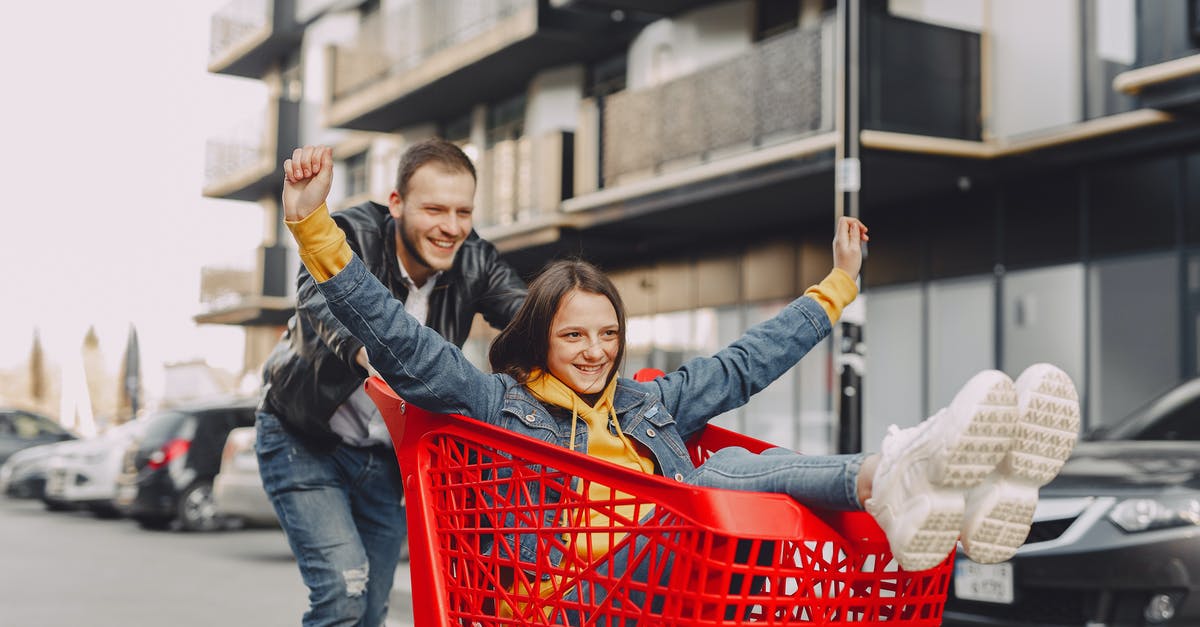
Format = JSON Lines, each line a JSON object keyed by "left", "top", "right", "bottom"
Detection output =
{"left": 0, "top": 497, "right": 413, "bottom": 626}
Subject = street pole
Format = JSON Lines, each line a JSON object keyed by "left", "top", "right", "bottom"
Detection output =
{"left": 835, "top": 0, "right": 864, "bottom": 454}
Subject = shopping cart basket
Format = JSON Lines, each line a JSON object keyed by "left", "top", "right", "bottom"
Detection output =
{"left": 365, "top": 376, "right": 952, "bottom": 626}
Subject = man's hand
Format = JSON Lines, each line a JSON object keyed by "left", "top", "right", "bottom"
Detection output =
{"left": 355, "top": 347, "right": 381, "bottom": 379}
{"left": 283, "top": 145, "right": 334, "bottom": 222}
{"left": 833, "top": 216, "right": 869, "bottom": 281}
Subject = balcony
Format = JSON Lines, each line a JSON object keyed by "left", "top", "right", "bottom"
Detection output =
{"left": 195, "top": 246, "right": 295, "bottom": 326}
{"left": 476, "top": 131, "right": 573, "bottom": 255}
{"left": 326, "top": 0, "right": 646, "bottom": 131}
{"left": 548, "top": 0, "right": 716, "bottom": 16}
{"left": 597, "top": 25, "right": 831, "bottom": 190}
{"left": 862, "top": 11, "right": 981, "bottom": 140}
{"left": 208, "top": 0, "right": 301, "bottom": 78}
{"left": 203, "top": 98, "right": 300, "bottom": 201}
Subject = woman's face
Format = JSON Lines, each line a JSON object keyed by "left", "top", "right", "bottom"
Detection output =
{"left": 546, "top": 289, "right": 620, "bottom": 395}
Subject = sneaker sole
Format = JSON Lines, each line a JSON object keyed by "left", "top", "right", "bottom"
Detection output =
{"left": 961, "top": 364, "right": 1080, "bottom": 564}
{"left": 889, "top": 372, "right": 1017, "bottom": 571}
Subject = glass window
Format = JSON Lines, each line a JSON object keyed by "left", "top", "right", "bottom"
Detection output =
{"left": 10, "top": 412, "right": 66, "bottom": 438}
{"left": 1087, "top": 157, "right": 1178, "bottom": 257}
{"left": 861, "top": 203, "right": 924, "bottom": 288}
{"left": 927, "top": 275, "right": 995, "bottom": 410}
{"left": 1133, "top": 396, "right": 1200, "bottom": 440}
{"left": 755, "top": 0, "right": 800, "bottom": 40}
{"left": 1002, "top": 172, "right": 1081, "bottom": 269}
{"left": 344, "top": 152, "right": 369, "bottom": 198}
{"left": 140, "top": 412, "right": 192, "bottom": 449}
{"left": 1002, "top": 264, "right": 1085, "bottom": 400}
{"left": 742, "top": 301, "right": 796, "bottom": 447}
{"left": 1088, "top": 252, "right": 1182, "bottom": 427}
{"left": 863, "top": 285, "right": 925, "bottom": 448}
{"left": 927, "top": 192, "right": 995, "bottom": 279}
{"left": 1184, "top": 153, "right": 1200, "bottom": 246}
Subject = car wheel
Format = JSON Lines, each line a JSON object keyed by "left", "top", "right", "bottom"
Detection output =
{"left": 178, "top": 480, "right": 220, "bottom": 532}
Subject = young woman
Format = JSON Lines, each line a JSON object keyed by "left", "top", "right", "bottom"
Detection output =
{"left": 280, "top": 146, "right": 1079, "bottom": 614}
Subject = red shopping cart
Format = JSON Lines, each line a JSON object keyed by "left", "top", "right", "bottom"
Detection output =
{"left": 365, "top": 376, "right": 952, "bottom": 626}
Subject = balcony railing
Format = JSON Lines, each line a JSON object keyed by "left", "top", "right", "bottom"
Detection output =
{"left": 210, "top": 0, "right": 272, "bottom": 65}
{"left": 203, "top": 98, "right": 299, "bottom": 200}
{"left": 199, "top": 254, "right": 258, "bottom": 314}
{"left": 204, "top": 108, "right": 271, "bottom": 197}
{"left": 330, "top": 0, "right": 531, "bottom": 104}
{"left": 599, "top": 23, "right": 830, "bottom": 187}
{"left": 478, "top": 131, "right": 572, "bottom": 229}
{"left": 197, "top": 246, "right": 296, "bottom": 325}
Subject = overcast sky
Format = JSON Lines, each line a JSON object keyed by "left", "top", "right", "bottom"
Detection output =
{"left": 0, "top": 1, "right": 269, "bottom": 398}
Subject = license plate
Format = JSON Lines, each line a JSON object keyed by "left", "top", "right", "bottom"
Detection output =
{"left": 46, "top": 472, "right": 66, "bottom": 496}
{"left": 116, "top": 483, "right": 138, "bottom": 506}
{"left": 954, "top": 560, "right": 1014, "bottom": 604}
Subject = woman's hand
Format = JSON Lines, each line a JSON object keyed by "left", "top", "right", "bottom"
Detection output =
{"left": 833, "top": 216, "right": 869, "bottom": 280}
{"left": 282, "top": 145, "right": 334, "bottom": 222}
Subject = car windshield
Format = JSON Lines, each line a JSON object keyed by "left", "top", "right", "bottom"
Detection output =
{"left": 1099, "top": 379, "right": 1200, "bottom": 441}
{"left": 139, "top": 412, "right": 192, "bottom": 449}
{"left": 8, "top": 412, "right": 69, "bottom": 438}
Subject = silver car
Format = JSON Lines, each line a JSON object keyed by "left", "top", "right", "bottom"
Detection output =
{"left": 212, "top": 426, "right": 278, "bottom": 527}
{"left": 44, "top": 419, "right": 146, "bottom": 517}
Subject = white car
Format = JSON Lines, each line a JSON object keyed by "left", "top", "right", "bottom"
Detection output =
{"left": 44, "top": 419, "right": 146, "bottom": 517}
{"left": 213, "top": 426, "right": 278, "bottom": 527}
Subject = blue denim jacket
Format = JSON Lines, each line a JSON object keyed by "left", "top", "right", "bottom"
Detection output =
{"left": 316, "top": 256, "right": 833, "bottom": 564}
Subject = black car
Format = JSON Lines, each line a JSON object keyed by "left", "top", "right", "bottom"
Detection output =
{"left": 0, "top": 409, "right": 75, "bottom": 465}
{"left": 115, "top": 399, "right": 256, "bottom": 531}
{"left": 944, "top": 378, "right": 1200, "bottom": 627}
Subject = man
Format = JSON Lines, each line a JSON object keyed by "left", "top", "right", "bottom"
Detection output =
{"left": 257, "top": 140, "right": 527, "bottom": 626}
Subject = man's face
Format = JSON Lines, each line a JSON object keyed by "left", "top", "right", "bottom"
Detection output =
{"left": 389, "top": 164, "right": 476, "bottom": 285}
{"left": 546, "top": 289, "right": 620, "bottom": 396}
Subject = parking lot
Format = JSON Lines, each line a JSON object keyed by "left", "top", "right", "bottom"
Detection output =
{"left": 0, "top": 497, "right": 413, "bottom": 626}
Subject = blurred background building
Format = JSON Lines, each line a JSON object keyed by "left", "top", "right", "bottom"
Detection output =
{"left": 197, "top": 0, "right": 1200, "bottom": 455}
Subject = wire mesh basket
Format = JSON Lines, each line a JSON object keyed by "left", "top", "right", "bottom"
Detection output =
{"left": 365, "top": 377, "right": 952, "bottom": 626}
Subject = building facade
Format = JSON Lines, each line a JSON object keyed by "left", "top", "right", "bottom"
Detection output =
{"left": 199, "top": 0, "right": 1200, "bottom": 454}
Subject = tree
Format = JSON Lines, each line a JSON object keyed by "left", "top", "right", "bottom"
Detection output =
{"left": 117, "top": 324, "right": 142, "bottom": 422}
{"left": 29, "top": 328, "right": 46, "bottom": 406}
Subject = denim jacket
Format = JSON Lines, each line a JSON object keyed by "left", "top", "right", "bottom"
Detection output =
{"left": 316, "top": 256, "right": 834, "bottom": 565}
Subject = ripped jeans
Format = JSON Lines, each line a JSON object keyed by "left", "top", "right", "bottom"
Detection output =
{"left": 256, "top": 412, "right": 407, "bottom": 627}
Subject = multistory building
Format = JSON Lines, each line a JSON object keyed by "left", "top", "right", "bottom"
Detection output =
{"left": 198, "top": 0, "right": 1200, "bottom": 454}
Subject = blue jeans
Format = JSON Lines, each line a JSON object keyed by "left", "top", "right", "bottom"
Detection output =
{"left": 688, "top": 446, "right": 865, "bottom": 511}
{"left": 560, "top": 448, "right": 867, "bottom": 625}
{"left": 255, "top": 412, "right": 406, "bottom": 627}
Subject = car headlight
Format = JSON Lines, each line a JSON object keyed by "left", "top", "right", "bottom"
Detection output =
{"left": 1109, "top": 495, "right": 1200, "bottom": 532}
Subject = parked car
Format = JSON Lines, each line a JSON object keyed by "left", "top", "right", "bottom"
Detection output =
{"left": 115, "top": 399, "right": 256, "bottom": 531}
{"left": 0, "top": 440, "right": 73, "bottom": 502}
{"left": 944, "top": 377, "right": 1200, "bottom": 626}
{"left": 44, "top": 419, "right": 147, "bottom": 517}
{"left": 212, "top": 426, "right": 278, "bottom": 527}
{"left": 0, "top": 408, "right": 75, "bottom": 465}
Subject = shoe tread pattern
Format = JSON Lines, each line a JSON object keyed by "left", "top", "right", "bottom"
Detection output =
{"left": 963, "top": 366, "right": 1080, "bottom": 564}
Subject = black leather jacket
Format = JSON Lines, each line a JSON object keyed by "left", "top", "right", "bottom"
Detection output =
{"left": 259, "top": 201, "right": 527, "bottom": 449}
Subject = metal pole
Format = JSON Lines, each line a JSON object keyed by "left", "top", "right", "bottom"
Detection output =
{"left": 835, "top": 0, "right": 864, "bottom": 454}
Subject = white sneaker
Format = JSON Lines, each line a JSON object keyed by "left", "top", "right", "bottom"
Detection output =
{"left": 960, "top": 363, "right": 1080, "bottom": 564}
{"left": 866, "top": 370, "right": 1017, "bottom": 572}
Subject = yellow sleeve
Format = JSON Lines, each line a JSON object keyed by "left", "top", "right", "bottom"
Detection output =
{"left": 803, "top": 268, "right": 858, "bottom": 324}
{"left": 284, "top": 204, "right": 353, "bottom": 282}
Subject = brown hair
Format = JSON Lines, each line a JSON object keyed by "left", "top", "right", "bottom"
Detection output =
{"left": 489, "top": 259, "right": 626, "bottom": 384}
{"left": 394, "top": 138, "right": 477, "bottom": 197}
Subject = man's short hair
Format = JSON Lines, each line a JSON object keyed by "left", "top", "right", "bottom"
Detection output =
{"left": 394, "top": 138, "right": 477, "bottom": 198}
